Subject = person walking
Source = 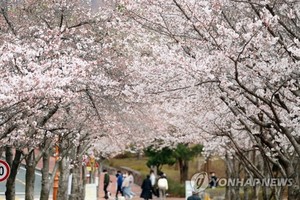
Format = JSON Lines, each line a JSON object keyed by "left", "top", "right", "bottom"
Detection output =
{"left": 128, "top": 171, "right": 135, "bottom": 197}
{"left": 149, "top": 170, "right": 156, "bottom": 186}
{"left": 209, "top": 172, "right": 218, "bottom": 188}
{"left": 157, "top": 173, "right": 168, "bottom": 200}
{"left": 149, "top": 170, "right": 157, "bottom": 196}
{"left": 103, "top": 169, "right": 110, "bottom": 200}
{"left": 116, "top": 171, "right": 124, "bottom": 199}
{"left": 187, "top": 191, "right": 201, "bottom": 200}
{"left": 140, "top": 175, "right": 153, "bottom": 200}
{"left": 122, "top": 172, "right": 132, "bottom": 200}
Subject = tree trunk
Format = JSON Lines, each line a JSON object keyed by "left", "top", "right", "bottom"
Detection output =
{"left": 288, "top": 184, "right": 300, "bottom": 200}
{"left": 136, "top": 149, "right": 142, "bottom": 160}
{"left": 233, "top": 158, "right": 241, "bottom": 200}
{"left": 68, "top": 145, "right": 80, "bottom": 200}
{"left": 261, "top": 156, "right": 271, "bottom": 200}
{"left": 251, "top": 150, "right": 259, "bottom": 200}
{"left": 150, "top": 165, "right": 157, "bottom": 176}
{"left": 69, "top": 166, "right": 82, "bottom": 200}
{"left": 25, "top": 151, "right": 36, "bottom": 200}
{"left": 69, "top": 143, "right": 88, "bottom": 200}
{"left": 179, "top": 159, "right": 189, "bottom": 184}
{"left": 243, "top": 170, "right": 249, "bottom": 200}
{"left": 82, "top": 164, "right": 87, "bottom": 200}
{"left": 5, "top": 148, "right": 22, "bottom": 200}
{"left": 225, "top": 153, "right": 244, "bottom": 200}
{"left": 287, "top": 163, "right": 300, "bottom": 200}
{"left": 225, "top": 155, "right": 231, "bottom": 200}
{"left": 57, "top": 157, "right": 70, "bottom": 200}
{"left": 69, "top": 168, "right": 77, "bottom": 200}
{"left": 40, "top": 150, "right": 51, "bottom": 200}
{"left": 0, "top": 147, "right": 4, "bottom": 157}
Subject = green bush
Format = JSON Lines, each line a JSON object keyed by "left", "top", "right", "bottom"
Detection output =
{"left": 167, "top": 178, "right": 185, "bottom": 197}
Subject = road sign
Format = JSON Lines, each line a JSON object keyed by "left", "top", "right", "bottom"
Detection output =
{"left": 0, "top": 159, "right": 10, "bottom": 182}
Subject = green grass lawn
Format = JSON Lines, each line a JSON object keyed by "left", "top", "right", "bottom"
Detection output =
{"left": 108, "top": 157, "right": 150, "bottom": 174}
{"left": 108, "top": 156, "right": 226, "bottom": 179}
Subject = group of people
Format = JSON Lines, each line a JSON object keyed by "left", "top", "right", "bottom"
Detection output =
{"left": 140, "top": 170, "right": 169, "bottom": 200}
{"left": 103, "top": 169, "right": 136, "bottom": 200}
{"left": 103, "top": 169, "right": 218, "bottom": 200}
{"left": 103, "top": 168, "right": 169, "bottom": 200}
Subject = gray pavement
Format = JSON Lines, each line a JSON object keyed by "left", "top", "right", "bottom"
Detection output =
{"left": 0, "top": 166, "right": 43, "bottom": 200}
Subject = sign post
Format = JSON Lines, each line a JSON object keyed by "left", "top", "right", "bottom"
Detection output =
{"left": 0, "top": 159, "right": 10, "bottom": 182}
{"left": 53, "top": 145, "right": 59, "bottom": 200}
{"left": 185, "top": 181, "right": 193, "bottom": 200}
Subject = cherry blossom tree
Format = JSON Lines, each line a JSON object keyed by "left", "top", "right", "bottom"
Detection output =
{"left": 0, "top": 1, "right": 170, "bottom": 200}
{"left": 117, "top": 0, "right": 300, "bottom": 199}
{"left": 0, "top": 0, "right": 133, "bottom": 199}
{"left": 1, "top": 0, "right": 299, "bottom": 199}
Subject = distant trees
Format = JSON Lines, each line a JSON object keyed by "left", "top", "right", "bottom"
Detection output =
{"left": 173, "top": 144, "right": 203, "bottom": 183}
{"left": 145, "top": 143, "right": 203, "bottom": 183}
{"left": 144, "top": 146, "right": 176, "bottom": 173}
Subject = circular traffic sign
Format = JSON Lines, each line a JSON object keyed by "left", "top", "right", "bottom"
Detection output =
{"left": 0, "top": 159, "right": 10, "bottom": 182}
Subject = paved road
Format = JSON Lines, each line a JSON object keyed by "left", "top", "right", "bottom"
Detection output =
{"left": 0, "top": 165, "right": 42, "bottom": 200}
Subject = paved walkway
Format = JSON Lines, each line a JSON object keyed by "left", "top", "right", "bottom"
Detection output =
{"left": 97, "top": 174, "right": 184, "bottom": 200}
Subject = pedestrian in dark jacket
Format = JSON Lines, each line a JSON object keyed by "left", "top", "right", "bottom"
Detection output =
{"left": 140, "top": 175, "right": 153, "bottom": 200}
{"left": 187, "top": 191, "right": 201, "bottom": 200}
{"left": 116, "top": 171, "right": 124, "bottom": 198}
{"left": 103, "top": 169, "right": 110, "bottom": 199}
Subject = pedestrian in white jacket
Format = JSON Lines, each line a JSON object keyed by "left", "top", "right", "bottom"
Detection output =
{"left": 157, "top": 173, "right": 168, "bottom": 200}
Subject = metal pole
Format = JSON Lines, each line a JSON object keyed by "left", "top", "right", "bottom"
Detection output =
{"left": 53, "top": 145, "right": 59, "bottom": 200}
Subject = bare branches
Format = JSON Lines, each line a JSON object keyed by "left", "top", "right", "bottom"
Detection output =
{"left": 67, "top": 21, "right": 91, "bottom": 29}
{"left": 172, "top": 0, "right": 207, "bottom": 41}
{"left": 146, "top": 79, "right": 220, "bottom": 95}
{"left": 265, "top": 4, "right": 299, "bottom": 41}
{"left": 0, "top": 7, "right": 16, "bottom": 35}
{"left": 85, "top": 88, "right": 103, "bottom": 124}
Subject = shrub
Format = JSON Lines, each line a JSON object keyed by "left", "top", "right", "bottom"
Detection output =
{"left": 167, "top": 178, "right": 185, "bottom": 197}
